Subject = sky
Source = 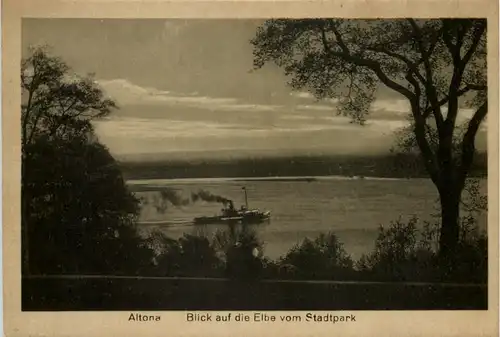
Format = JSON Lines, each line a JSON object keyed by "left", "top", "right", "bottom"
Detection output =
{"left": 21, "top": 19, "right": 486, "bottom": 161}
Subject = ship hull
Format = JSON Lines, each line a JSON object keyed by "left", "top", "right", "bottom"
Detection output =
{"left": 194, "top": 211, "right": 270, "bottom": 225}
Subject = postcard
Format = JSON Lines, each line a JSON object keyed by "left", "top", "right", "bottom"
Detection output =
{"left": 2, "top": 0, "right": 499, "bottom": 336}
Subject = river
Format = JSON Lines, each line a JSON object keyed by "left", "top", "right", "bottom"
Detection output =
{"left": 127, "top": 176, "right": 487, "bottom": 261}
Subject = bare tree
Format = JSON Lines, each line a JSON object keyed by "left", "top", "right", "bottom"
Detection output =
{"left": 251, "top": 19, "right": 487, "bottom": 266}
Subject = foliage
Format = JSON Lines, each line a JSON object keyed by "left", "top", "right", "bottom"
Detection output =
{"left": 212, "top": 224, "right": 263, "bottom": 257}
{"left": 23, "top": 136, "right": 153, "bottom": 275}
{"left": 177, "top": 234, "right": 222, "bottom": 276}
{"left": 251, "top": 19, "right": 487, "bottom": 261}
{"left": 356, "top": 216, "right": 487, "bottom": 283}
{"left": 21, "top": 45, "right": 115, "bottom": 148}
{"left": 355, "top": 217, "right": 436, "bottom": 281}
{"left": 461, "top": 178, "right": 488, "bottom": 214}
{"left": 277, "top": 232, "right": 354, "bottom": 279}
{"left": 251, "top": 19, "right": 486, "bottom": 120}
{"left": 212, "top": 224, "right": 265, "bottom": 280}
{"left": 21, "top": 46, "right": 151, "bottom": 276}
{"left": 142, "top": 214, "right": 487, "bottom": 283}
{"left": 144, "top": 231, "right": 223, "bottom": 277}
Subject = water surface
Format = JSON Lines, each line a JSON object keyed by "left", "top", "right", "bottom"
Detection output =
{"left": 129, "top": 176, "right": 487, "bottom": 260}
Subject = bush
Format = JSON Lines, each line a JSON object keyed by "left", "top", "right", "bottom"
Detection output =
{"left": 212, "top": 224, "right": 264, "bottom": 280}
{"left": 355, "top": 217, "right": 437, "bottom": 281}
{"left": 356, "top": 216, "right": 487, "bottom": 283}
{"left": 178, "top": 234, "right": 222, "bottom": 277}
{"left": 141, "top": 225, "right": 266, "bottom": 279}
{"left": 148, "top": 231, "right": 223, "bottom": 277}
{"left": 278, "top": 232, "right": 354, "bottom": 280}
{"left": 453, "top": 216, "right": 488, "bottom": 283}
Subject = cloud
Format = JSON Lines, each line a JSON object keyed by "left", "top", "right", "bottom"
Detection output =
{"left": 97, "top": 78, "right": 283, "bottom": 112}
{"left": 97, "top": 79, "right": 170, "bottom": 104}
{"left": 95, "top": 117, "right": 248, "bottom": 139}
{"left": 370, "top": 98, "right": 482, "bottom": 125}
{"left": 296, "top": 104, "right": 335, "bottom": 112}
{"left": 294, "top": 96, "right": 411, "bottom": 120}
{"left": 94, "top": 114, "right": 401, "bottom": 158}
{"left": 95, "top": 79, "right": 485, "bottom": 157}
{"left": 95, "top": 116, "right": 332, "bottom": 141}
{"left": 290, "top": 91, "right": 315, "bottom": 99}
{"left": 95, "top": 111, "right": 408, "bottom": 145}
{"left": 215, "top": 103, "right": 281, "bottom": 112}
{"left": 291, "top": 94, "right": 411, "bottom": 116}
{"left": 101, "top": 78, "right": 463, "bottom": 125}
{"left": 371, "top": 99, "right": 410, "bottom": 115}
{"left": 279, "top": 114, "right": 409, "bottom": 140}
{"left": 281, "top": 115, "right": 316, "bottom": 121}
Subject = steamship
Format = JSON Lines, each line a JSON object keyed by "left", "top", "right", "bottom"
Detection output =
{"left": 193, "top": 187, "right": 271, "bottom": 225}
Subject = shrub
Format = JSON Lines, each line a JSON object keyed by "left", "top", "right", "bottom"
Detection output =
{"left": 212, "top": 224, "right": 264, "bottom": 280}
{"left": 356, "top": 215, "right": 487, "bottom": 283}
{"left": 150, "top": 232, "right": 223, "bottom": 277}
{"left": 279, "top": 232, "right": 354, "bottom": 280}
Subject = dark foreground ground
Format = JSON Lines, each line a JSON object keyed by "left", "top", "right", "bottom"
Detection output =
{"left": 23, "top": 276, "right": 487, "bottom": 311}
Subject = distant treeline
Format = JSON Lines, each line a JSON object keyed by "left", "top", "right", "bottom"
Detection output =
{"left": 120, "top": 152, "right": 488, "bottom": 180}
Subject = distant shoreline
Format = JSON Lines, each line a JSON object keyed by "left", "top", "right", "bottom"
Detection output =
{"left": 126, "top": 175, "right": 411, "bottom": 186}
{"left": 120, "top": 153, "right": 487, "bottom": 182}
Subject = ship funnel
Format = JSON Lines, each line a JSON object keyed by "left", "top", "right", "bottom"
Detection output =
{"left": 242, "top": 186, "right": 248, "bottom": 209}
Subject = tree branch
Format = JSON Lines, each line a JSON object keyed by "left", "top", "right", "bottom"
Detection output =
{"left": 406, "top": 72, "right": 441, "bottom": 184}
{"left": 444, "top": 21, "right": 485, "bottom": 130}
{"left": 26, "top": 109, "right": 44, "bottom": 148}
{"left": 59, "top": 96, "right": 80, "bottom": 118}
{"left": 320, "top": 24, "right": 415, "bottom": 101}
{"left": 461, "top": 22, "right": 486, "bottom": 67}
{"left": 441, "top": 20, "right": 461, "bottom": 65}
{"left": 422, "top": 83, "right": 486, "bottom": 119}
{"left": 22, "top": 61, "right": 40, "bottom": 149}
{"left": 457, "top": 101, "right": 487, "bottom": 190}
{"left": 412, "top": 106, "right": 441, "bottom": 186}
{"left": 364, "top": 45, "right": 427, "bottom": 85}
{"left": 408, "top": 19, "right": 444, "bottom": 128}
{"left": 405, "top": 70, "right": 422, "bottom": 99}
{"left": 22, "top": 89, "right": 34, "bottom": 149}
{"left": 417, "top": 27, "right": 442, "bottom": 66}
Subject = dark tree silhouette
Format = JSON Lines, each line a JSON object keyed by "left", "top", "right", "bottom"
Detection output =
{"left": 20, "top": 46, "right": 149, "bottom": 275}
{"left": 251, "top": 19, "right": 487, "bottom": 267}
{"left": 23, "top": 130, "right": 155, "bottom": 275}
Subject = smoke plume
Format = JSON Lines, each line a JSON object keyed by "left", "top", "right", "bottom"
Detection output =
{"left": 159, "top": 189, "right": 191, "bottom": 207}
{"left": 142, "top": 188, "right": 233, "bottom": 214}
{"left": 191, "top": 189, "right": 233, "bottom": 205}
{"left": 142, "top": 188, "right": 191, "bottom": 213}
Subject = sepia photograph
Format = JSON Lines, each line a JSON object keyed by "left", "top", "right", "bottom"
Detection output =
{"left": 20, "top": 17, "right": 489, "bottom": 312}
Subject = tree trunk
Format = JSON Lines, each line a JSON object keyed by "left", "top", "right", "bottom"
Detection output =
{"left": 438, "top": 183, "right": 461, "bottom": 274}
